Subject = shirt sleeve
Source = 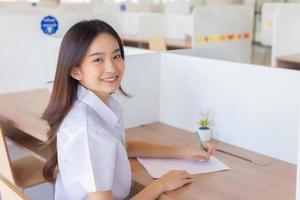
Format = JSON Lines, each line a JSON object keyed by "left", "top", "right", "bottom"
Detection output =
{"left": 64, "top": 125, "right": 118, "bottom": 193}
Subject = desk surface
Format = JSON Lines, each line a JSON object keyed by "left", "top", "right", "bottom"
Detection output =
{"left": 0, "top": 89, "right": 296, "bottom": 200}
{"left": 0, "top": 89, "right": 50, "bottom": 142}
{"left": 276, "top": 53, "right": 300, "bottom": 69}
{"left": 126, "top": 123, "right": 296, "bottom": 200}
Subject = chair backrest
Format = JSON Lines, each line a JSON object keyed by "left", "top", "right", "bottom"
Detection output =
{"left": 148, "top": 37, "right": 167, "bottom": 52}
{"left": 0, "top": 176, "right": 28, "bottom": 200}
{"left": 0, "top": 126, "right": 15, "bottom": 186}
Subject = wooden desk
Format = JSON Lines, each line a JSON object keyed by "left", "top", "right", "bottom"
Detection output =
{"left": 276, "top": 54, "right": 300, "bottom": 70}
{"left": 121, "top": 34, "right": 191, "bottom": 50}
{"left": 127, "top": 123, "right": 296, "bottom": 200}
{"left": 0, "top": 89, "right": 49, "bottom": 142}
{"left": 0, "top": 89, "right": 296, "bottom": 200}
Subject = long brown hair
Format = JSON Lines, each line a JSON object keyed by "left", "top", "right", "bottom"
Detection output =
{"left": 42, "top": 20, "right": 128, "bottom": 182}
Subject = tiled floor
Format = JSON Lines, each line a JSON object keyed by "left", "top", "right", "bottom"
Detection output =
{"left": 0, "top": 43, "right": 272, "bottom": 200}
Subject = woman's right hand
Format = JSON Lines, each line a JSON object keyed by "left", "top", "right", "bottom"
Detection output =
{"left": 155, "top": 170, "right": 193, "bottom": 192}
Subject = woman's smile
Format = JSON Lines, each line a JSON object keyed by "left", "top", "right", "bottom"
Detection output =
{"left": 100, "top": 75, "right": 119, "bottom": 83}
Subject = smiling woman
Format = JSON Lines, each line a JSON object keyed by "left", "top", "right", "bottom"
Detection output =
{"left": 42, "top": 19, "right": 214, "bottom": 200}
{"left": 70, "top": 33, "right": 125, "bottom": 104}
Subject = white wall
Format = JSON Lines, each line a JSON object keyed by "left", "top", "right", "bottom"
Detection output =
{"left": 164, "top": 2, "right": 190, "bottom": 14}
{"left": 159, "top": 53, "right": 300, "bottom": 164}
{"left": 0, "top": 2, "right": 56, "bottom": 14}
{"left": 0, "top": 14, "right": 49, "bottom": 93}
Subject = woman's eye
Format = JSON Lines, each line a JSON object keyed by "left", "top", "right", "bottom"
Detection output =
{"left": 93, "top": 58, "right": 103, "bottom": 63}
{"left": 114, "top": 55, "right": 122, "bottom": 60}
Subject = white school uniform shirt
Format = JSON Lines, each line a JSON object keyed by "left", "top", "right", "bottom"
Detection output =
{"left": 55, "top": 85, "right": 132, "bottom": 200}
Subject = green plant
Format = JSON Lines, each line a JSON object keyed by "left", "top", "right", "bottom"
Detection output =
{"left": 197, "top": 112, "right": 210, "bottom": 130}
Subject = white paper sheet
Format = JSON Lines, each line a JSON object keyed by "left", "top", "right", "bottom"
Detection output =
{"left": 137, "top": 156, "right": 230, "bottom": 178}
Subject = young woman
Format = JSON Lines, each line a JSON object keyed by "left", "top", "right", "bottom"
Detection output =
{"left": 42, "top": 20, "right": 214, "bottom": 200}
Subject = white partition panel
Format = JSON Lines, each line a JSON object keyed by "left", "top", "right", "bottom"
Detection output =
{"left": 297, "top": 118, "right": 300, "bottom": 200}
{"left": 116, "top": 53, "right": 161, "bottom": 128}
{"left": 120, "top": 12, "right": 145, "bottom": 36}
{"left": 138, "top": 13, "right": 167, "bottom": 38}
{"left": 0, "top": 14, "right": 49, "bottom": 93}
{"left": 121, "top": 12, "right": 193, "bottom": 40}
{"left": 159, "top": 53, "right": 300, "bottom": 164}
{"left": 272, "top": 6, "right": 300, "bottom": 66}
{"left": 261, "top": 3, "right": 300, "bottom": 47}
{"left": 165, "top": 14, "right": 193, "bottom": 40}
{"left": 192, "top": 5, "right": 253, "bottom": 62}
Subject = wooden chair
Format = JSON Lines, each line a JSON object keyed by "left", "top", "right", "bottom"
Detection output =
{"left": 0, "top": 125, "right": 46, "bottom": 192}
{"left": 148, "top": 37, "right": 167, "bottom": 52}
{"left": 0, "top": 175, "right": 29, "bottom": 200}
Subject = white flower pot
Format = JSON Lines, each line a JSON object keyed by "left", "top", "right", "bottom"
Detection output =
{"left": 196, "top": 128, "right": 211, "bottom": 141}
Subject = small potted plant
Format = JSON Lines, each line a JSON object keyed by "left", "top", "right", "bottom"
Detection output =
{"left": 196, "top": 112, "right": 211, "bottom": 141}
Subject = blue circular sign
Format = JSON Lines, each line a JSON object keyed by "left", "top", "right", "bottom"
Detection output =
{"left": 40, "top": 16, "right": 58, "bottom": 35}
{"left": 120, "top": 3, "right": 127, "bottom": 12}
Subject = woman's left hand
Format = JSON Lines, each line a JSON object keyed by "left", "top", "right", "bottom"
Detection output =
{"left": 179, "top": 142, "right": 215, "bottom": 161}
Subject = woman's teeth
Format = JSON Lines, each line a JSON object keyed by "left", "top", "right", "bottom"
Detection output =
{"left": 102, "top": 76, "right": 117, "bottom": 81}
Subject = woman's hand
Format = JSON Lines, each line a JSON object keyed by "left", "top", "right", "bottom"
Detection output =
{"left": 179, "top": 142, "right": 215, "bottom": 161}
{"left": 130, "top": 170, "right": 193, "bottom": 200}
{"left": 155, "top": 170, "right": 193, "bottom": 192}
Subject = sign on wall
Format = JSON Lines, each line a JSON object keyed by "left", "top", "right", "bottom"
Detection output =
{"left": 40, "top": 15, "right": 58, "bottom": 35}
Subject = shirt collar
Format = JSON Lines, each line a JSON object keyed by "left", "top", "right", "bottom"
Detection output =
{"left": 76, "top": 84, "right": 120, "bottom": 127}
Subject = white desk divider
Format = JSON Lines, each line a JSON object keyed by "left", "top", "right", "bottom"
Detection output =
{"left": 117, "top": 53, "right": 161, "bottom": 129}
{"left": 165, "top": 14, "right": 193, "bottom": 40}
{"left": 272, "top": 6, "right": 300, "bottom": 66}
{"left": 159, "top": 53, "right": 300, "bottom": 164}
{"left": 297, "top": 117, "right": 300, "bottom": 200}
{"left": 261, "top": 3, "right": 300, "bottom": 47}
{"left": 138, "top": 13, "right": 167, "bottom": 38}
{"left": 121, "top": 12, "right": 192, "bottom": 40}
{"left": 192, "top": 5, "right": 253, "bottom": 62}
{"left": 120, "top": 12, "right": 146, "bottom": 36}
